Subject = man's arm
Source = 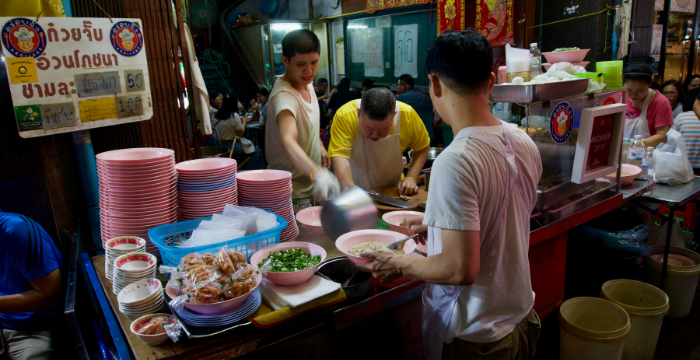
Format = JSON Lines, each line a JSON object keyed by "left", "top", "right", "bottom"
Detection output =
{"left": 278, "top": 110, "right": 322, "bottom": 178}
{"left": 694, "top": 98, "right": 700, "bottom": 120}
{"left": 332, "top": 156, "right": 355, "bottom": 189}
{"left": 0, "top": 269, "right": 62, "bottom": 313}
{"left": 399, "top": 145, "right": 429, "bottom": 195}
{"left": 360, "top": 229, "right": 480, "bottom": 286}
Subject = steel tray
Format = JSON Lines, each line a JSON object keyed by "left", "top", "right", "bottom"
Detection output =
{"left": 490, "top": 78, "right": 589, "bottom": 103}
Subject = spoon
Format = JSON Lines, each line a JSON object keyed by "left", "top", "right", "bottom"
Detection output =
{"left": 386, "top": 234, "right": 420, "bottom": 251}
{"left": 342, "top": 272, "right": 355, "bottom": 287}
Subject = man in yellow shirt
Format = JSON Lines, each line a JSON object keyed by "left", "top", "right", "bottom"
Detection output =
{"left": 329, "top": 87, "right": 430, "bottom": 195}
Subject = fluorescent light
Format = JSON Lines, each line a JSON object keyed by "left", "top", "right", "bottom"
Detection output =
{"left": 348, "top": 25, "right": 368, "bottom": 29}
{"left": 271, "top": 23, "right": 302, "bottom": 31}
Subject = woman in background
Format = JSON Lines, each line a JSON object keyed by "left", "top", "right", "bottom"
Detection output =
{"left": 212, "top": 94, "right": 265, "bottom": 169}
{"left": 662, "top": 80, "right": 684, "bottom": 119}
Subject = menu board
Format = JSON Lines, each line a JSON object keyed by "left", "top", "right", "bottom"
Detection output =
{"left": 1, "top": 17, "right": 152, "bottom": 138}
{"left": 586, "top": 114, "right": 616, "bottom": 172}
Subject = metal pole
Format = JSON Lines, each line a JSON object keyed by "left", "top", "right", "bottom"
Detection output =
{"left": 659, "top": 0, "right": 673, "bottom": 82}
{"left": 688, "top": 0, "right": 700, "bottom": 81}
{"left": 72, "top": 131, "right": 101, "bottom": 250}
{"left": 660, "top": 207, "right": 676, "bottom": 290}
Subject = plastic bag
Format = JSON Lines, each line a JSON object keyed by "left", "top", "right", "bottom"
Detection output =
{"left": 572, "top": 224, "right": 649, "bottom": 256}
{"left": 163, "top": 322, "right": 182, "bottom": 342}
{"left": 647, "top": 218, "right": 686, "bottom": 249}
{"left": 654, "top": 128, "right": 694, "bottom": 185}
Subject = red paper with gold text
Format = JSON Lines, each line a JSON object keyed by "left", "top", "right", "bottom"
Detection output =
{"left": 366, "top": 0, "right": 431, "bottom": 13}
{"left": 475, "top": 0, "right": 513, "bottom": 46}
{"left": 438, "top": 0, "right": 466, "bottom": 35}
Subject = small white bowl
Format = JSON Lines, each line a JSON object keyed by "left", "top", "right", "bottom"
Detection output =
{"left": 130, "top": 313, "right": 175, "bottom": 346}
{"left": 118, "top": 279, "right": 163, "bottom": 305}
{"left": 114, "top": 253, "right": 157, "bottom": 272}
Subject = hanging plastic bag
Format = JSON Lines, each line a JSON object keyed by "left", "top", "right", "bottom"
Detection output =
{"left": 570, "top": 224, "right": 649, "bottom": 256}
{"left": 647, "top": 218, "right": 686, "bottom": 249}
{"left": 654, "top": 128, "right": 694, "bottom": 185}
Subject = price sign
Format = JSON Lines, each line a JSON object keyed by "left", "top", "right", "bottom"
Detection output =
{"left": 115, "top": 95, "right": 144, "bottom": 118}
{"left": 586, "top": 114, "right": 616, "bottom": 171}
{"left": 124, "top": 69, "right": 145, "bottom": 92}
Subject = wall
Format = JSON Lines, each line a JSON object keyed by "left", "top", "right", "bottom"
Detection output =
{"left": 234, "top": 0, "right": 310, "bottom": 19}
{"left": 331, "top": 18, "right": 345, "bottom": 84}
{"left": 313, "top": 0, "right": 342, "bottom": 19}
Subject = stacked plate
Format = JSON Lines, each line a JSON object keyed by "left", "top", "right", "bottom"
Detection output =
{"left": 172, "top": 289, "right": 261, "bottom": 327}
{"left": 237, "top": 170, "right": 299, "bottom": 242}
{"left": 112, "top": 252, "right": 158, "bottom": 295}
{"left": 97, "top": 148, "right": 178, "bottom": 255}
{"left": 176, "top": 158, "right": 238, "bottom": 221}
{"left": 117, "top": 278, "right": 165, "bottom": 320}
{"left": 104, "top": 236, "right": 147, "bottom": 281}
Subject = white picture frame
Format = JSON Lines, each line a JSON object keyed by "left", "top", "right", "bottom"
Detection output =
{"left": 571, "top": 103, "right": 628, "bottom": 184}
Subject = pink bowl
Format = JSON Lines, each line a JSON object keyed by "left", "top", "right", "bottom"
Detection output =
{"left": 177, "top": 170, "right": 237, "bottom": 180}
{"left": 335, "top": 230, "right": 417, "bottom": 270}
{"left": 236, "top": 170, "right": 292, "bottom": 183}
{"left": 382, "top": 211, "right": 424, "bottom": 236}
{"left": 542, "top": 61, "right": 590, "bottom": 71}
{"left": 295, "top": 207, "right": 324, "bottom": 235}
{"left": 175, "top": 158, "right": 237, "bottom": 172}
{"left": 605, "top": 164, "right": 641, "bottom": 185}
{"left": 97, "top": 148, "right": 174, "bottom": 164}
{"left": 249, "top": 242, "right": 327, "bottom": 286}
{"left": 165, "top": 264, "right": 262, "bottom": 315}
{"left": 651, "top": 254, "right": 696, "bottom": 267}
{"left": 541, "top": 49, "right": 590, "bottom": 64}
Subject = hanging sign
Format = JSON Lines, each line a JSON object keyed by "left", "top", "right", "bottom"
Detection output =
{"left": 1, "top": 17, "right": 153, "bottom": 138}
{"left": 475, "top": 0, "right": 513, "bottom": 46}
{"left": 394, "top": 24, "right": 418, "bottom": 78}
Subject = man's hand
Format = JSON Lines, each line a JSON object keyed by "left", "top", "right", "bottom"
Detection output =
{"left": 320, "top": 143, "right": 331, "bottom": 169}
{"left": 406, "top": 218, "right": 428, "bottom": 246}
{"left": 249, "top": 99, "right": 256, "bottom": 106}
{"left": 312, "top": 168, "right": 341, "bottom": 200}
{"left": 357, "top": 249, "right": 404, "bottom": 283}
{"left": 398, "top": 176, "right": 419, "bottom": 196}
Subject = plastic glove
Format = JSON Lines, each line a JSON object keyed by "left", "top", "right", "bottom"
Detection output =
{"left": 312, "top": 168, "right": 340, "bottom": 200}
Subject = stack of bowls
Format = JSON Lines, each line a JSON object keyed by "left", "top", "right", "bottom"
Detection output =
{"left": 112, "top": 252, "right": 158, "bottom": 294}
{"left": 237, "top": 170, "right": 299, "bottom": 242}
{"left": 104, "top": 236, "right": 146, "bottom": 281}
{"left": 176, "top": 158, "right": 238, "bottom": 221}
{"left": 117, "top": 279, "right": 165, "bottom": 320}
{"left": 97, "top": 148, "right": 178, "bottom": 255}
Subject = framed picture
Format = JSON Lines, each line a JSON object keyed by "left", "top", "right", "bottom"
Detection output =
{"left": 571, "top": 103, "right": 627, "bottom": 184}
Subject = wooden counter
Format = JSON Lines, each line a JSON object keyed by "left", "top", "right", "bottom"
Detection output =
{"left": 371, "top": 185, "right": 428, "bottom": 215}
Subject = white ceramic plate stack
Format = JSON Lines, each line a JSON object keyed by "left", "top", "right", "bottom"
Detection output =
{"left": 175, "top": 158, "right": 238, "bottom": 221}
{"left": 97, "top": 148, "right": 178, "bottom": 255}
{"left": 117, "top": 278, "right": 165, "bottom": 320}
{"left": 112, "top": 252, "right": 158, "bottom": 295}
{"left": 236, "top": 170, "right": 299, "bottom": 242}
{"left": 104, "top": 236, "right": 147, "bottom": 281}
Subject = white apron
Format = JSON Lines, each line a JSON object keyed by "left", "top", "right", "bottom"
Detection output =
{"left": 421, "top": 121, "right": 525, "bottom": 360}
{"left": 349, "top": 100, "right": 404, "bottom": 190}
{"left": 624, "top": 89, "right": 653, "bottom": 139}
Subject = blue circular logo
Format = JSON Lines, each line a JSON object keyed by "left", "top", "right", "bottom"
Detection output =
{"left": 549, "top": 102, "right": 573, "bottom": 144}
{"left": 1, "top": 18, "right": 47, "bottom": 58}
{"left": 110, "top": 21, "right": 143, "bottom": 57}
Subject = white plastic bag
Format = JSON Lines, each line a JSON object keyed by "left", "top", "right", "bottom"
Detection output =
{"left": 646, "top": 218, "right": 686, "bottom": 249}
{"left": 653, "top": 129, "right": 694, "bottom": 185}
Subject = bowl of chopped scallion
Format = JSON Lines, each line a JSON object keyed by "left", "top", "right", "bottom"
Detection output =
{"left": 250, "top": 242, "right": 327, "bottom": 286}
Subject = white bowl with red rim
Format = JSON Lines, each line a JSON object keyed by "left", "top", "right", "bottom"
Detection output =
{"left": 130, "top": 313, "right": 175, "bottom": 345}
{"left": 118, "top": 278, "right": 163, "bottom": 305}
{"left": 114, "top": 253, "right": 157, "bottom": 272}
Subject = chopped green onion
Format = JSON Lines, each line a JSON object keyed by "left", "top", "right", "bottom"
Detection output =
{"left": 258, "top": 248, "right": 322, "bottom": 273}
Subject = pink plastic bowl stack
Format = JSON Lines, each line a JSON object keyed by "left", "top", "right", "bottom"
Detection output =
{"left": 175, "top": 158, "right": 238, "bottom": 221}
{"left": 236, "top": 170, "right": 299, "bottom": 242}
{"left": 96, "top": 148, "right": 178, "bottom": 255}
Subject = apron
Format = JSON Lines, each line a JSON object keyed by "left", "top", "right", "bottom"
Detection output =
{"left": 348, "top": 100, "right": 404, "bottom": 190}
{"left": 624, "top": 89, "right": 653, "bottom": 139}
{"left": 421, "top": 121, "right": 525, "bottom": 360}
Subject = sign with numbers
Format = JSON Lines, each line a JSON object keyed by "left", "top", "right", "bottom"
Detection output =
{"left": 571, "top": 103, "right": 627, "bottom": 184}
{"left": 1, "top": 17, "right": 152, "bottom": 138}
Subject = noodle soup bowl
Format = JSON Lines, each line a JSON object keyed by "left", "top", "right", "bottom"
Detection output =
{"left": 336, "top": 230, "right": 416, "bottom": 271}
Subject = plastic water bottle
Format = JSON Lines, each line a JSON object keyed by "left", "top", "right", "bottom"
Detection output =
{"left": 529, "top": 43, "right": 543, "bottom": 78}
{"left": 627, "top": 135, "right": 644, "bottom": 167}
{"left": 641, "top": 147, "right": 655, "bottom": 180}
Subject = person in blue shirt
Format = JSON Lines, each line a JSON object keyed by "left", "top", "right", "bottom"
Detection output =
{"left": 0, "top": 210, "right": 64, "bottom": 360}
{"left": 397, "top": 74, "right": 435, "bottom": 145}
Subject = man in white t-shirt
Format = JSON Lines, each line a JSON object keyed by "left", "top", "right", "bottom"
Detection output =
{"left": 359, "top": 30, "right": 542, "bottom": 360}
{"left": 265, "top": 30, "right": 340, "bottom": 211}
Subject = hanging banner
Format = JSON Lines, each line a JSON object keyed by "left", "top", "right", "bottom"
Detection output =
{"left": 656, "top": 0, "right": 696, "bottom": 13}
{"left": 363, "top": 28, "right": 384, "bottom": 77}
{"left": 394, "top": 24, "right": 418, "bottom": 78}
{"left": 1, "top": 17, "right": 153, "bottom": 138}
{"left": 366, "top": 0, "right": 431, "bottom": 14}
{"left": 475, "top": 0, "right": 513, "bottom": 46}
{"left": 438, "top": 0, "right": 466, "bottom": 35}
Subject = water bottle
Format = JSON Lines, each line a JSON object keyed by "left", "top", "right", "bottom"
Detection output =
{"left": 641, "top": 147, "right": 655, "bottom": 180}
{"left": 529, "top": 43, "right": 543, "bottom": 78}
{"left": 627, "top": 135, "right": 644, "bottom": 167}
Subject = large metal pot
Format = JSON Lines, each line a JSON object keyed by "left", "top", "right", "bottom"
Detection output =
{"left": 199, "top": 146, "right": 230, "bottom": 158}
{"left": 317, "top": 257, "right": 372, "bottom": 298}
{"left": 423, "top": 147, "right": 444, "bottom": 169}
{"left": 321, "top": 186, "right": 378, "bottom": 240}
{"left": 423, "top": 168, "right": 432, "bottom": 192}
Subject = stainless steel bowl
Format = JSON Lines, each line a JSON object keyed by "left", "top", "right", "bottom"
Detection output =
{"left": 316, "top": 257, "right": 372, "bottom": 298}
{"left": 321, "top": 186, "right": 378, "bottom": 240}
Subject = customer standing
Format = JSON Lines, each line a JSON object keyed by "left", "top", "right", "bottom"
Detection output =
{"left": 662, "top": 80, "right": 684, "bottom": 119}
{"left": 359, "top": 30, "right": 542, "bottom": 360}
{"left": 397, "top": 74, "right": 435, "bottom": 145}
{"left": 624, "top": 63, "right": 674, "bottom": 148}
{"left": 265, "top": 29, "right": 340, "bottom": 211}
{"left": 0, "top": 210, "right": 64, "bottom": 360}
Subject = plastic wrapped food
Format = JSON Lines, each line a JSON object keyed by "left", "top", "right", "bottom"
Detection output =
{"left": 137, "top": 316, "right": 170, "bottom": 335}
{"left": 180, "top": 253, "right": 206, "bottom": 271}
{"left": 184, "top": 264, "right": 220, "bottom": 286}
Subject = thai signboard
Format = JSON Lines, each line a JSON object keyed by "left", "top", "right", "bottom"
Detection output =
{"left": 1, "top": 17, "right": 152, "bottom": 138}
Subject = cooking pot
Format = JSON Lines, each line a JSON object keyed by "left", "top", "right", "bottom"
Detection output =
{"left": 316, "top": 257, "right": 372, "bottom": 298}
{"left": 321, "top": 186, "right": 378, "bottom": 240}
